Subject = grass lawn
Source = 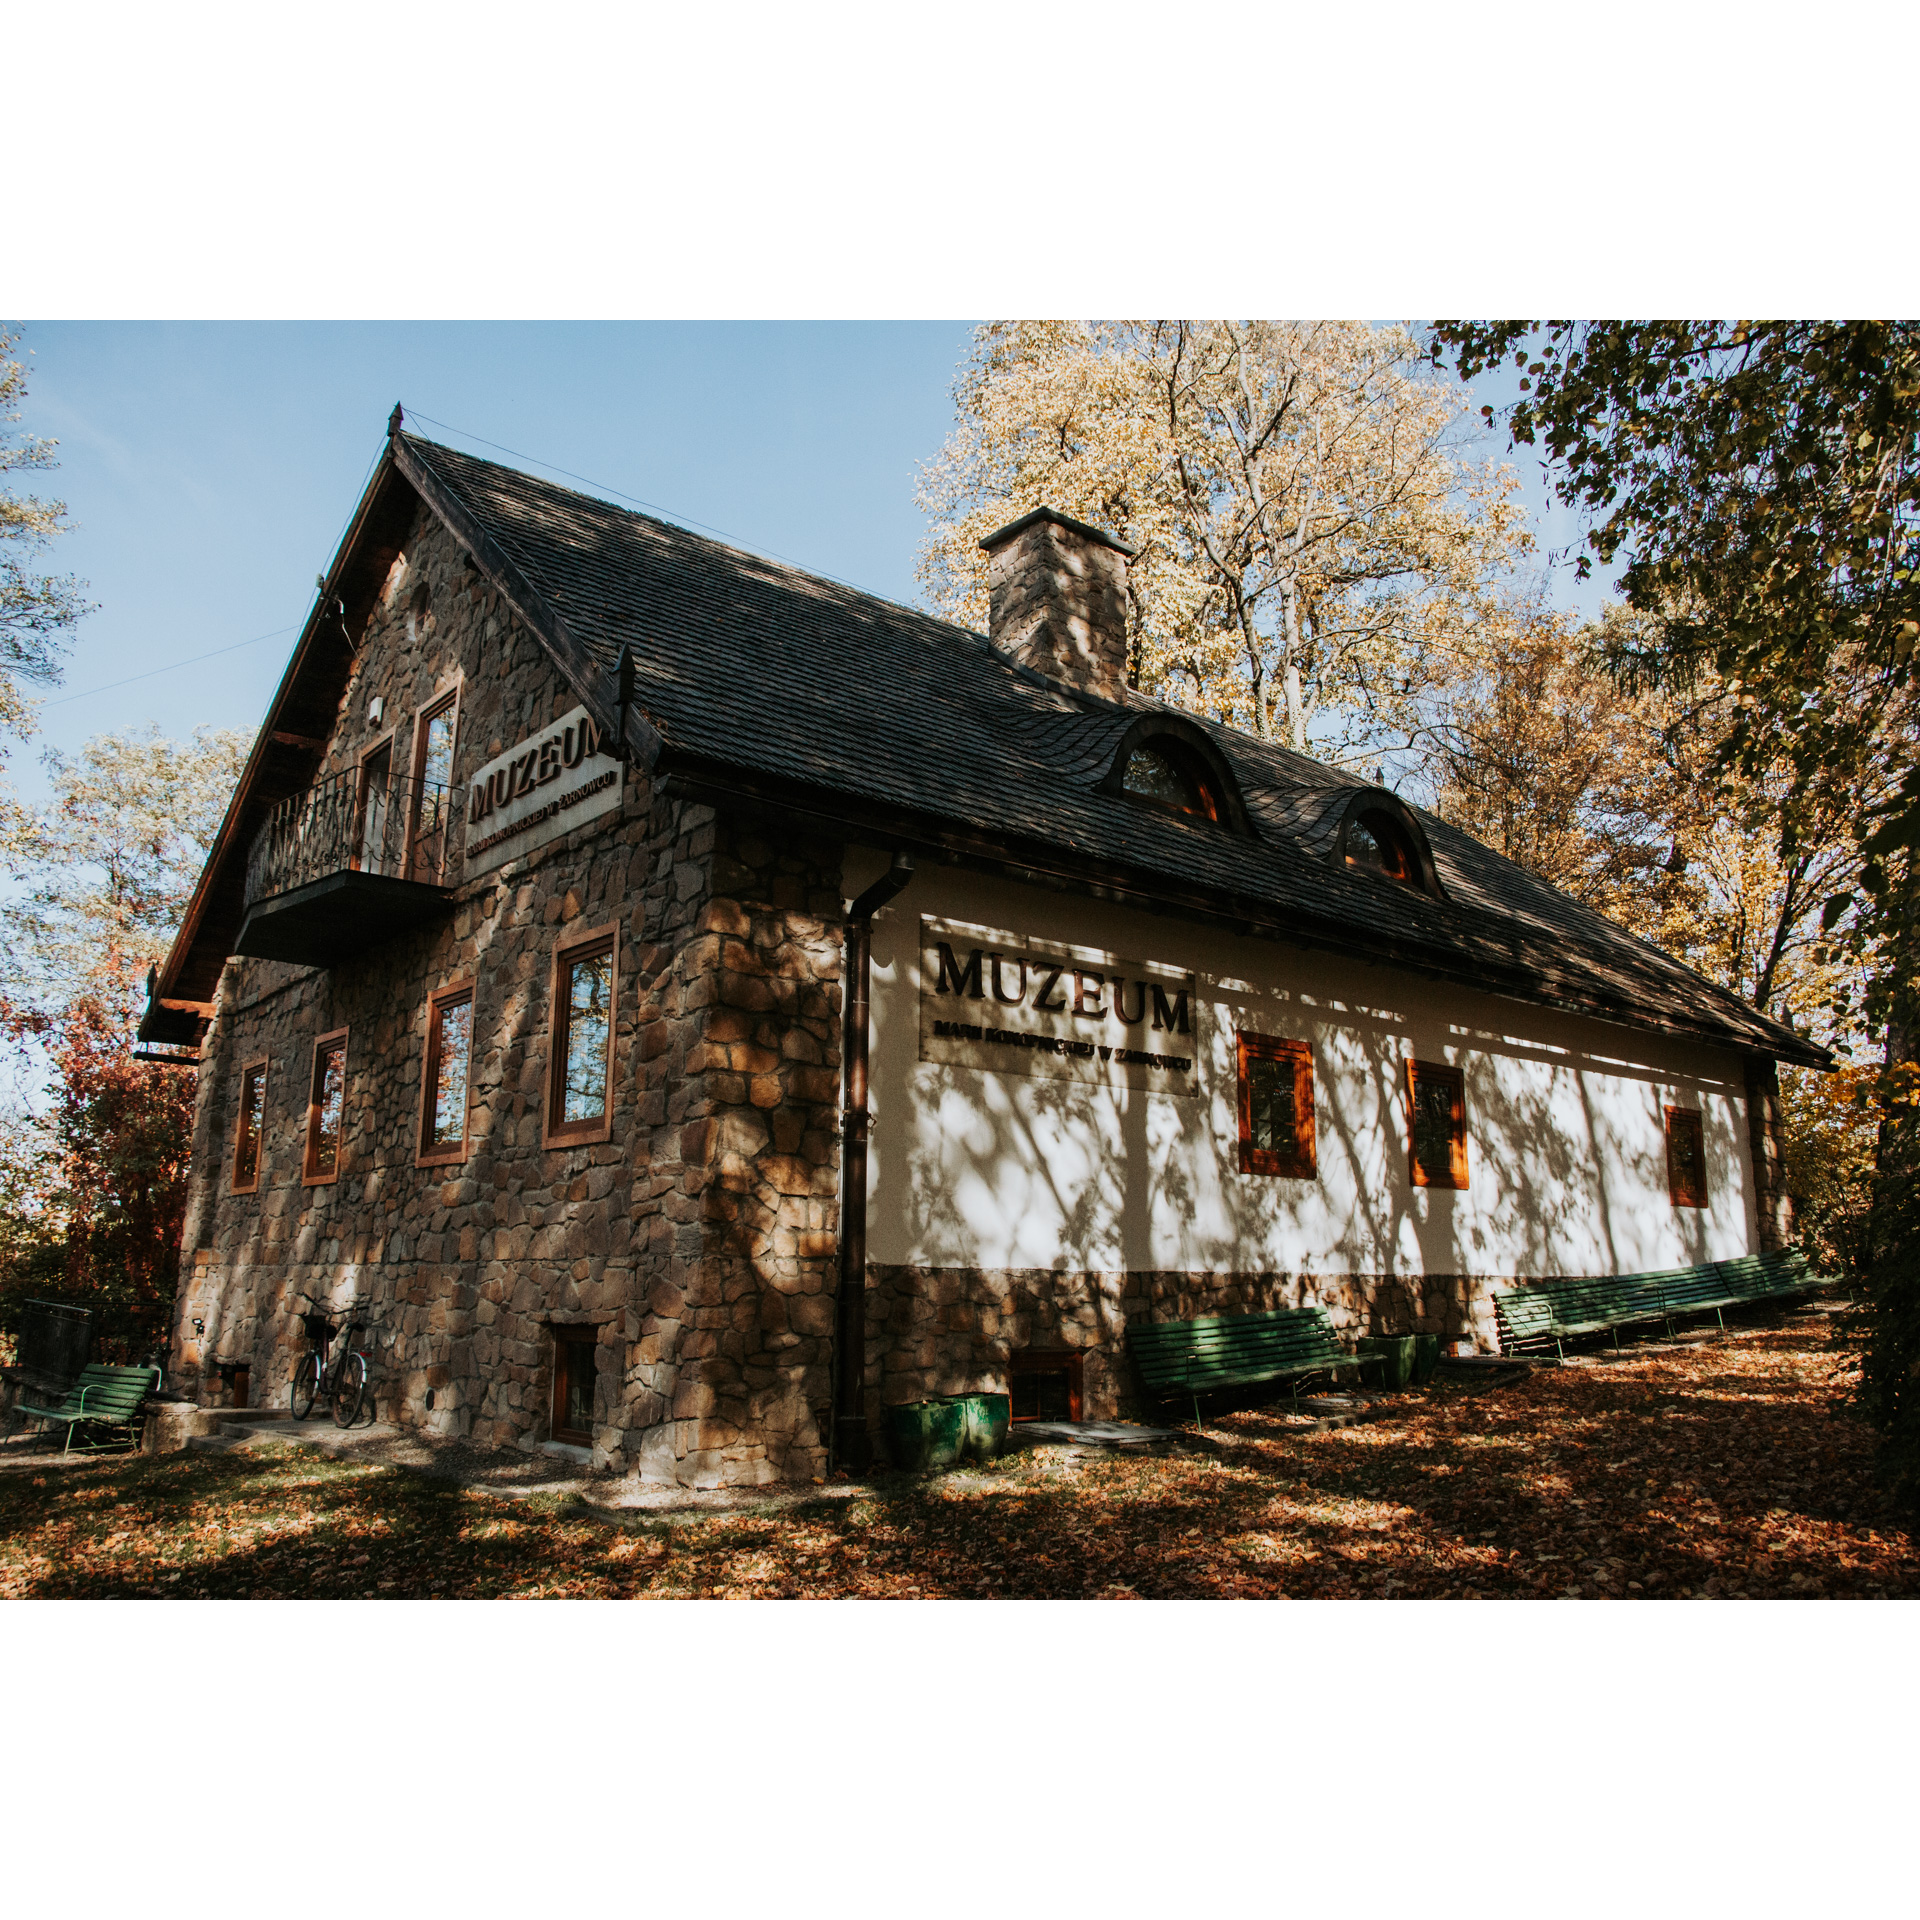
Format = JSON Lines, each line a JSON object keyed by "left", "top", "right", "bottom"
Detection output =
{"left": 2, "top": 1317, "right": 1914, "bottom": 1599}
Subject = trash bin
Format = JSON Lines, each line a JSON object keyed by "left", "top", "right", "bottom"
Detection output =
{"left": 1410, "top": 1335, "right": 1441, "bottom": 1385}
{"left": 1358, "top": 1335, "right": 1417, "bottom": 1389}
{"left": 947, "top": 1392, "right": 1010, "bottom": 1463}
{"left": 885, "top": 1398, "right": 968, "bottom": 1471}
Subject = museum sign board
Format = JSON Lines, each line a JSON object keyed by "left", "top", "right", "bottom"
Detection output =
{"left": 462, "top": 705, "right": 623, "bottom": 876}
{"left": 918, "top": 914, "right": 1200, "bottom": 1096}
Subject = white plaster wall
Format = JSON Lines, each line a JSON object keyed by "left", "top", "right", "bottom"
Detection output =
{"left": 853, "top": 849, "right": 1760, "bottom": 1278}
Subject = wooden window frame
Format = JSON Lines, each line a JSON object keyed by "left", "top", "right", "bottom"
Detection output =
{"left": 1122, "top": 741, "right": 1222, "bottom": 824}
{"left": 551, "top": 1327, "right": 597, "bottom": 1445}
{"left": 1009, "top": 1350, "right": 1083, "bottom": 1423}
{"left": 406, "top": 676, "right": 463, "bottom": 882}
{"left": 353, "top": 730, "right": 398, "bottom": 875}
{"left": 1236, "top": 1031, "right": 1317, "bottom": 1179}
{"left": 1406, "top": 1058, "right": 1469, "bottom": 1191}
{"left": 544, "top": 921, "right": 619, "bottom": 1149}
{"left": 1666, "top": 1105, "right": 1708, "bottom": 1209}
{"left": 231, "top": 1056, "right": 269, "bottom": 1194}
{"left": 416, "top": 979, "right": 477, "bottom": 1169}
{"left": 303, "top": 1027, "right": 351, "bottom": 1187}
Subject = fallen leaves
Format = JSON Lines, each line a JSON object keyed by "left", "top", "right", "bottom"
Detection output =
{"left": 0, "top": 1318, "right": 1914, "bottom": 1600}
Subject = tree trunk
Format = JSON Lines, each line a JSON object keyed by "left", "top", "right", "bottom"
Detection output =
{"left": 1281, "top": 581, "right": 1307, "bottom": 752}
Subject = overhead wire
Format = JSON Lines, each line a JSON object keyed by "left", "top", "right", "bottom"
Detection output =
{"left": 38, "top": 437, "right": 389, "bottom": 714}
{"left": 39, "top": 623, "right": 299, "bottom": 708}
{"left": 36, "top": 409, "right": 911, "bottom": 717}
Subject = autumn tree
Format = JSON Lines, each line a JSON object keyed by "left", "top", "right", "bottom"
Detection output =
{"left": 1431, "top": 320, "right": 1920, "bottom": 1497}
{"left": 1, "top": 726, "right": 247, "bottom": 1355}
{"left": 919, "top": 321, "right": 1527, "bottom": 764}
{"left": 1425, "top": 598, "right": 1876, "bottom": 1029}
{"left": 0, "top": 327, "right": 91, "bottom": 859}
{"left": 7, "top": 725, "right": 248, "bottom": 1013}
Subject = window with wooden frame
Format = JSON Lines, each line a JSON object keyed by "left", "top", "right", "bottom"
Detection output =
{"left": 1666, "top": 1106, "right": 1708, "bottom": 1208}
{"left": 231, "top": 1058, "right": 268, "bottom": 1194}
{"left": 1121, "top": 740, "right": 1221, "bottom": 823}
{"left": 551, "top": 1327, "right": 597, "bottom": 1445}
{"left": 417, "top": 980, "right": 475, "bottom": 1167}
{"left": 407, "top": 680, "right": 461, "bottom": 882}
{"left": 1406, "top": 1058, "right": 1468, "bottom": 1190}
{"left": 1009, "top": 1350, "right": 1083, "bottom": 1423}
{"left": 303, "top": 1027, "right": 350, "bottom": 1185}
{"left": 1236, "top": 1032, "right": 1316, "bottom": 1178}
{"left": 355, "top": 733, "right": 396, "bottom": 875}
{"left": 545, "top": 923, "right": 618, "bottom": 1147}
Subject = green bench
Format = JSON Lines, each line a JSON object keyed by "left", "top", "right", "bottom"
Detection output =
{"left": 1129, "top": 1308, "right": 1366, "bottom": 1425}
{"left": 1492, "top": 1249, "right": 1833, "bottom": 1357}
{"left": 17, "top": 1364, "right": 160, "bottom": 1453}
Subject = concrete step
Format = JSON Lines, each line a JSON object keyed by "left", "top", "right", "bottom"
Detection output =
{"left": 185, "top": 1432, "right": 247, "bottom": 1454}
{"left": 219, "top": 1407, "right": 291, "bottom": 1425}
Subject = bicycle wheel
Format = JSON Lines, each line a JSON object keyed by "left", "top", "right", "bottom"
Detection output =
{"left": 291, "top": 1354, "right": 318, "bottom": 1420}
{"left": 330, "top": 1351, "right": 366, "bottom": 1429}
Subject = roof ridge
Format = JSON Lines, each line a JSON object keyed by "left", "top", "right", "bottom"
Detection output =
{"left": 400, "top": 429, "right": 995, "bottom": 650}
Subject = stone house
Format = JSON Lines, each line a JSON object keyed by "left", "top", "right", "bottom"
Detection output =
{"left": 143, "top": 415, "right": 1825, "bottom": 1487}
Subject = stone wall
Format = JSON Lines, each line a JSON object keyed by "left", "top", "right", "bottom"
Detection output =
{"left": 175, "top": 497, "right": 849, "bottom": 1487}
{"left": 862, "top": 1263, "right": 1516, "bottom": 1436}
{"left": 622, "top": 811, "right": 846, "bottom": 1487}
{"left": 1745, "top": 1055, "right": 1794, "bottom": 1253}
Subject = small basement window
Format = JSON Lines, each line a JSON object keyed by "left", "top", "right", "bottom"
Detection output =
{"left": 1009, "top": 1350, "right": 1083, "bottom": 1423}
{"left": 232, "top": 1058, "right": 268, "bottom": 1194}
{"left": 1406, "top": 1058, "right": 1468, "bottom": 1191}
{"left": 1666, "top": 1107, "right": 1708, "bottom": 1208}
{"left": 1236, "top": 1033, "right": 1316, "bottom": 1178}
{"left": 552, "top": 1328, "right": 597, "bottom": 1445}
{"left": 1122, "top": 742, "right": 1220, "bottom": 822}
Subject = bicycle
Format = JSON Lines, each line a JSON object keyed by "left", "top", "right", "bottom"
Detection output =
{"left": 290, "top": 1296, "right": 374, "bottom": 1428}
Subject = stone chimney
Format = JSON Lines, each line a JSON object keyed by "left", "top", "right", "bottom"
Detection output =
{"left": 980, "top": 507, "right": 1135, "bottom": 701}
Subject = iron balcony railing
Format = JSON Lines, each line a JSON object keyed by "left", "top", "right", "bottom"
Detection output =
{"left": 244, "top": 769, "right": 458, "bottom": 908}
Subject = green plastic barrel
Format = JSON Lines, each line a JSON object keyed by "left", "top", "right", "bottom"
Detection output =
{"left": 885, "top": 1398, "right": 967, "bottom": 1471}
{"left": 1358, "top": 1334, "right": 1417, "bottom": 1390}
{"left": 1411, "top": 1334, "right": 1442, "bottom": 1385}
{"left": 948, "top": 1392, "right": 1010, "bottom": 1462}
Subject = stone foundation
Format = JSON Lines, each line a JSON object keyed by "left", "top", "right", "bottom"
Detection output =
{"left": 862, "top": 1264, "right": 1518, "bottom": 1439}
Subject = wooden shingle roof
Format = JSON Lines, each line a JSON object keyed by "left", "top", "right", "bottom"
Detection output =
{"left": 145, "top": 426, "right": 1828, "bottom": 1069}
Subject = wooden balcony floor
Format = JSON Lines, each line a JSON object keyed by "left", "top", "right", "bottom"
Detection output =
{"left": 234, "top": 869, "right": 456, "bottom": 968}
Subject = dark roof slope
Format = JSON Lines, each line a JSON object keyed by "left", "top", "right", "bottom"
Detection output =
{"left": 144, "top": 426, "right": 1824, "bottom": 1067}
{"left": 396, "top": 434, "right": 1819, "bottom": 1067}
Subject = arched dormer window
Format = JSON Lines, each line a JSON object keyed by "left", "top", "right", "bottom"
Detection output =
{"left": 1331, "top": 788, "right": 1444, "bottom": 898}
{"left": 1123, "top": 743, "right": 1218, "bottom": 821}
{"left": 1099, "top": 716, "right": 1254, "bottom": 836}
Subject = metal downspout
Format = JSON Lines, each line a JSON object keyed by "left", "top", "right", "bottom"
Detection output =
{"left": 831, "top": 852, "right": 914, "bottom": 1473}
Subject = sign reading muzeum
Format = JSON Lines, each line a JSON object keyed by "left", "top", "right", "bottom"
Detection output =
{"left": 142, "top": 415, "right": 1820, "bottom": 1487}
{"left": 920, "top": 918, "right": 1198, "bottom": 1092}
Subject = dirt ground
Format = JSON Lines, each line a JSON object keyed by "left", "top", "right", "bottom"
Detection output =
{"left": 1, "top": 1310, "right": 1913, "bottom": 1599}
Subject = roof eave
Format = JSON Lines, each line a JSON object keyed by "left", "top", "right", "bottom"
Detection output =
{"left": 142, "top": 446, "right": 419, "bottom": 1035}
{"left": 654, "top": 754, "right": 1832, "bottom": 1069}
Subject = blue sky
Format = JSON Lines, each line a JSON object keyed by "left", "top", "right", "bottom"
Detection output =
{"left": 10, "top": 320, "right": 1606, "bottom": 804}
{"left": 10, "top": 322, "right": 977, "bottom": 799}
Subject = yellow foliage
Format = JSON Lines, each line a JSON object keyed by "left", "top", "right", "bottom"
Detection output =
{"left": 917, "top": 320, "right": 1529, "bottom": 761}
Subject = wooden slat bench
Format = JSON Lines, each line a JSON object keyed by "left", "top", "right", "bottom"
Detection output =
{"left": 1492, "top": 1251, "right": 1834, "bottom": 1357}
{"left": 1507, "top": 1275, "right": 1671, "bottom": 1349}
{"left": 17, "top": 1364, "right": 160, "bottom": 1453}
{"left": 1745, "top": 1247, "right": 1830, "bottom": 1303}
{"left": 1129, "top": 1308, "right": 1365, "bottom": 1425}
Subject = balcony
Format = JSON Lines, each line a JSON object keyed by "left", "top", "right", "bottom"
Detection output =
{"left": 235, "top": 769, "right": 460, "bottom": 968}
